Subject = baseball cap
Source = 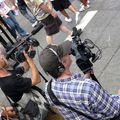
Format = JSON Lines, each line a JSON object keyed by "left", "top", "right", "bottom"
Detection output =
{"left": 39, "top": 40, "right": 72, "bottom": 72}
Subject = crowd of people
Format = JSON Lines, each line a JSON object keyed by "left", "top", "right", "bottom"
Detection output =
{"left": 1, "top": 0, "right": 120, "bottom": 120}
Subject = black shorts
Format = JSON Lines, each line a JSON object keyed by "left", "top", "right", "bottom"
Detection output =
{"left": 41, "top": 15, "right": 62, "bottom": 35}
{"left": 51, "top": 0, "right": 71, "bottom": 11}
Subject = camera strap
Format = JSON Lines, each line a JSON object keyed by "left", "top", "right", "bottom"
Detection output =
{"left": 47, "top": 80, "right": 95, "bottom": 120}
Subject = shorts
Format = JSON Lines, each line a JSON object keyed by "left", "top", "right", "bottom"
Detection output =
{"left": 51, "top": 0, "right": 71, "bottom": 11}
{"left": 41, "top": 15, "right": 62, "bottom": 36}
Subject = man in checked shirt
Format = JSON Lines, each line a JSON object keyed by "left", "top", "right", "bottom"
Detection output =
{"left": 39, "top": 40, "right": 120, "bottom": 120}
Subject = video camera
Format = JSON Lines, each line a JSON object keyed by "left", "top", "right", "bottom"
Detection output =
{"left": 71, "top": 27, "right": 102, "bottom": 73}
{"left": 5, "top": 23, "right": 43, "bottom": 63}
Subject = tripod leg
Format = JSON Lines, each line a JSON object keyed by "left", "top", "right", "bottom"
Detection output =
{"left": 0, "top": 25, "right": 14, "bottom": 44}
{"left": 90, "top": 74, "right": 101, "bottom": 86}
{"left": 0, "top": 35, "right": 7, "bottom": 46}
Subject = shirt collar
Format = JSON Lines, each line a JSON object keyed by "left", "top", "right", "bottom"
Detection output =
{"left": 53, "top": 72, "right": 81, "bottom": 82}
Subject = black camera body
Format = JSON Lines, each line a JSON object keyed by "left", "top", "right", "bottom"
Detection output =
{"left": 5, "top": 23, "right": 44, "bottom": 63}
{"left": 6, "top": 37, "right": 39, "bottom": 63}
{"left": 71, "top": 27, "right": 102, "bottom": 73}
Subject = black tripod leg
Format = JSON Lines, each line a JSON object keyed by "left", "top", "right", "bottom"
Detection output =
{"left": 90, "top": 74, "right": 101, "bottom": 86}
{"left": 0, "top": 25, "right": 14, "bottom": 44}
{"left": 0, "top": 35, "right": 7, "bottom": 46}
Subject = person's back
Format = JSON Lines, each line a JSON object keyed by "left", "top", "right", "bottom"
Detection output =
{"left": 39, "top": 41, "right": 120, "bottom": 120}
{"left": 45, "top": 72, "right": 120, "bottom": 120}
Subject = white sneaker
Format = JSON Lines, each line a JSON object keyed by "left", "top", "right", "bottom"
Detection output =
{"left": 32, "top": 21, "right": 38, "bottom": 27}
{"left": 87, "top": 0, "right": 90, "bottom": 4}
{"left": 79, "top": 4, "right": 90, "bottom": 12}
{"left": 65, "top": 17, "right": 72, "bottom": 22}
{"left": 75, "top": 12, "right": 80, "bottom": 24}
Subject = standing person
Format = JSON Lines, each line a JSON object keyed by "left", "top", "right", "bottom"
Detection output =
{"left": 12, "top": 0, "right": 72, "bottom": 44}
{"left": 15, "top": 0, "right": 38, "bottom": 28}
{"left": 39, "top": 41, "right": 120, "bottom": 120}
{"left": 50, "top": 0, "right": 80, "bottom": 23}
{"left": 79, "top": 0, "right": 90, "bottom": 12}
{"left": 0, "top": 0, "right": 29, "bottom": 39}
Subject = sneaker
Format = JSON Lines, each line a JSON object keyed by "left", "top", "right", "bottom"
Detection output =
{"left": 32, "top": 21, "right": 38, "bottom": 27}
{"left": 75, "top": 12, "right": 80, "bottom": 24}
{"left": 25, "top": 32, "right": 29, "bottom": 36}
{"left": 79, "top": 4, "right": 90, "bottom": 12}
{"left": 87, "top": 0, "right": 90, "bottom": 4}
{"left": 65, "top": 17, "right": 72, "bottom": 22}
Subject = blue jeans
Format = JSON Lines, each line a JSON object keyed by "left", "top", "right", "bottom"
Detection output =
{"left": 3, "top": 10, "right": 28, "bottom": 38}
{"left": 18, "top": 5, "right": 36, "bottom": 24}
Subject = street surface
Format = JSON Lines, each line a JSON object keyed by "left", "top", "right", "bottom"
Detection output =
{"left": 1, "top": 0, "right": 120, "bottom": 104}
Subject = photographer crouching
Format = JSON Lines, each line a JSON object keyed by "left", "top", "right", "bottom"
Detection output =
{"left": 39, "top": 40, "right": 120, "bottom": 120}
{"left": 0, "top": 43, "right": 40, "bottom": 103}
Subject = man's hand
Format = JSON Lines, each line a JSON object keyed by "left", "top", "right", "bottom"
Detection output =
{"left": 23, "top": 51, "right": 41, "bottom": 86}
{"left": 2, "top": 106, "right": 16, "bottom": 118}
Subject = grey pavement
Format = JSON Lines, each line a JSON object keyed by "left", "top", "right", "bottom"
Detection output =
{"left": 1, "top": 0, "right": 120, "bottom": 104}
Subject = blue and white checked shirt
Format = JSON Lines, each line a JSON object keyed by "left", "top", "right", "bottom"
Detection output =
{"left": 45, "top": 73, "right": 120, "bottom": 120}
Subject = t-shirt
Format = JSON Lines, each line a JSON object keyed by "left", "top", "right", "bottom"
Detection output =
{"left": 0, "top": 67, "right": 32, "bottom": 103}
{"left": 0, "top": 0, "right": 10, "bottom": 15}
{"left": 24, "top": 0, "right": 52, "bottom": 20}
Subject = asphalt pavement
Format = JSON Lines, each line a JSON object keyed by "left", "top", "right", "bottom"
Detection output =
{"left": 1, "top": 0, "right": 120, "bottom": 104}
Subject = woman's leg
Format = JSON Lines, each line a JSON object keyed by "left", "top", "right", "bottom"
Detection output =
{"left": 68, "top": 4, "right": 78, "bottom": 14}
{"left": 60, "top": 10, "right": 72, "bottom": 22}
{"left": 46, "top": 35, "right": 53, "bottom": 44}
{"left": 79, "top": 0, "right": 87, "bottom": 6}
{"left": 59, "top": 24, "right": 72, "bottom": 35}
{"left": 60, "top": 10, "right": 70, "bottom": 18}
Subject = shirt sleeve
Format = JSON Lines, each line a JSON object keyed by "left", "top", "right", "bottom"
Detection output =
{"left": 89, "top": 81, "right": 120, "bottom": 118}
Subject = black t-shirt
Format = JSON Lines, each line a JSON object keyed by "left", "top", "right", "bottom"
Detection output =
{"left": 0, "top": 67, "right": 32, "bottom": 102}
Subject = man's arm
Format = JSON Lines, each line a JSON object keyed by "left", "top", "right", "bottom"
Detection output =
{"left": 24, "top": 52, "right": 41, "bottom": 86}
{"left": 89, "top": 82, "right": 120, "bottom": 119}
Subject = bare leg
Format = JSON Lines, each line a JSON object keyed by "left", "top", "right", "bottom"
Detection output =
{"left": 60, "top": 10, "right": 70, "bottom": 19}
{"left": 79, "top": 0, "right": 87, "bottom": 6}
{"left": 59, "top": 24, "right": 72, "bottom": 35}
{"left": 46, "top": 35, "right": 53, "bottom": 44}
{"left": 68, "top": 4, "right": 78, "bottom": 14}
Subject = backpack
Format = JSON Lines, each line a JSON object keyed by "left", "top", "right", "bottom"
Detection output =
{"left": 6, "top": 86, "right": 49, "bottom": 120}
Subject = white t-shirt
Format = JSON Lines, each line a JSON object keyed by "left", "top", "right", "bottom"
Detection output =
{"left": 0, "top": 0, "right": 10, "bottom": 15}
